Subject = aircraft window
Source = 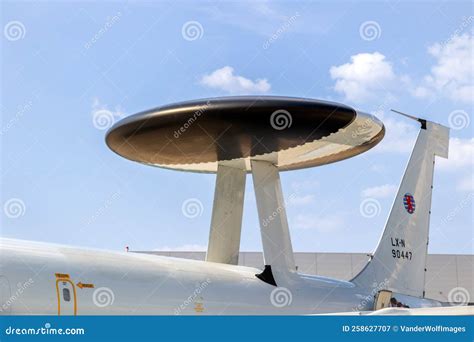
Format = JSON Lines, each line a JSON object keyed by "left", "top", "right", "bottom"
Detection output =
{"left": 63, "top": 288, "right": 71, "bottom": 302}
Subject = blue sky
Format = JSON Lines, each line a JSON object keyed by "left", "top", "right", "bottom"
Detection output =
{"left": 1, "top": 1, "right": 472, "bottom": 254}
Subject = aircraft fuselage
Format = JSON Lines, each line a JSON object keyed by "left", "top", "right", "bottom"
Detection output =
{"left": 0, "top": 239, "right": 439, "bottom": 315}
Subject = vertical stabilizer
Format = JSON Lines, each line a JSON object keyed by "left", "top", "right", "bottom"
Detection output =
{"left": 353, "top": 119, "right": 449, "bottom": 297}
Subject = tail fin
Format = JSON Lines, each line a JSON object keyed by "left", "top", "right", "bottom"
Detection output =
{"left": 353, "top": 114, "right": 449, "bottom": 297}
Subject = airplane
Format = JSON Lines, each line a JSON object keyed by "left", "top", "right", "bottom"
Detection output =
{"left": 0, "top": 96, "right": 455, "bottom": 315}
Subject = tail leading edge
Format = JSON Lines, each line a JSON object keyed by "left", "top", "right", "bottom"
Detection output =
{"left": 353, "top": 117, "right": 449, "bottom": 298}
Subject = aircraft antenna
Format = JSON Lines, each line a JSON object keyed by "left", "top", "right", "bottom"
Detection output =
{"left": 391, "top": 109, "right": 427, "bottom": 129}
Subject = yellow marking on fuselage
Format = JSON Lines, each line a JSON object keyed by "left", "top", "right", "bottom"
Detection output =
{"left": 55, "top": 273, "right": 70, "bottom": 279}
{"left": 55, "top": 278, "right": 77, "bottom": 316}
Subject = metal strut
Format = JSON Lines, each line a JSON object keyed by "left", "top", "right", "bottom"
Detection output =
{"left": 251, "top": 159, "right": 296, "bottom": 285}
{"left": 206, "top": 161, "right": 246, "bottom": 265}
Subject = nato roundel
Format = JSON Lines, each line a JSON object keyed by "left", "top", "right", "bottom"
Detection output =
{"left": 403, "top": 193, "right": 416, "bottom": 214}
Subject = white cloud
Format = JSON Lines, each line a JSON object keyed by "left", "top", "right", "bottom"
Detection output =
{"left": 361, "top": 184, "right": 398, "bottom": 199}
{"left": 373, "top": 131, "right": 473, "bottom": 194}
{"left": 437, "top": 138, "right": 473, "bottom": 193}
{"left": 286, "top": 181, "right": 319, "bottom": 206}
{"left": 438, "top": 138, "right": 474, "bottom": 171}
{"left": 412, "top": 33, "right": 473, "bottom": 103}
{"left": 92, "top": 98, "right": 125, "bottom": 117}
{"left": 373, "top": 117, "right": 418, "bottom": 153}
{"left": 155, "top": 244, "right": 207, "bottom": 251}
{"left": 286, "top": 194, "right": 315, "bottom": 206}
{"left": 329, "top": 52, "right": 395, "bottom": 102}
{"left": 293, "top": 214, "right": 343, "bottom": 232}
{"left": 290, "top": 179, "right": 319, "bottom": 191}
{"left": 200, "top": 66, "right": 271, "bottom": 94}
{"left": 330, "top": 35, "right": 473, "bottom": 105}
